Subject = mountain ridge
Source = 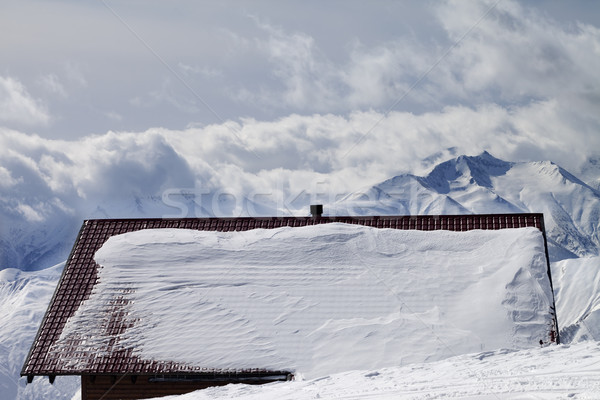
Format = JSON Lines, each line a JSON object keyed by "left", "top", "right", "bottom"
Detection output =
{"left": 1, "top": 152, "right": 599, "bottom": 271}
{"left": 332, "top": 151, "right": 600, "bottom": 260}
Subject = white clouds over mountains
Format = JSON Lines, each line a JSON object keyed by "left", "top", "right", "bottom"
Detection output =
{"left": 0, "top": 103, "right": 596, "bottom": 225}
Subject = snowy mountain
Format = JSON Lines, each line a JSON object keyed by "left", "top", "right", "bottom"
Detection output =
{"left": 2, "top": 151, "right": 599, "bottom": 271}
{"left": 579, "top": 156, "right": 600, "bottom": 191}
{"left": 333, "top": 151, "right": 600, "bottom": 260}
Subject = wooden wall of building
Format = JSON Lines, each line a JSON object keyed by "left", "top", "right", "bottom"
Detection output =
{"left": 81, "top": 375, "right": 229, "bottom": 400}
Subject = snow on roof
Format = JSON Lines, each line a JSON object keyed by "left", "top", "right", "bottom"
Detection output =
{"left": 47, "top": 223, "right": 553, "bottom": 379}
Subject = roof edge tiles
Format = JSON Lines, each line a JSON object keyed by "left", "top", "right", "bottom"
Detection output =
{"left": 21, "top": 213, "right": 553, "bottom": 378}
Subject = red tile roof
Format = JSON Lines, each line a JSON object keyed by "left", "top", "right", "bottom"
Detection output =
{"left": 21, "top": 213, "right": 547, "bottom": 377}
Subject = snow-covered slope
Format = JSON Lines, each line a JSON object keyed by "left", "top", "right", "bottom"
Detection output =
{"left": 0, "top": 212, "right": 82, "bottom": 274}
{"left": 333, "top": 152, "right": 600, "bottom": 260}
{"left": 150, "top": 341, "right": 600, "bottom": 400}
{"left": 0, "top": 264, "right": 79, "bottom": 400}
{"left": 553, "top": 256, "right": 600, "bottom": 343}
{"left": 579, "top": 156, "right": 600, "bottom": 191}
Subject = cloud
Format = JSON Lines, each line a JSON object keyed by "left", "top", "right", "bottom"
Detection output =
{"left": 231, "top": 0, "right": 599, "bottom": 128}
{"left": 0, "top": 166, "right": 21, "bottom": 188}
{"left": 1, "top": 1, "right": 597, "bottom": 142}
{"left": 105, "top": 111, "right": 123, "bottom": 121}
{"left": 15, "top": 203, "right": 45, "bottom": 223}
{"left": 235, "top": 19, "right": 340, "bottom": 111}
{"left": 433, "top": 0, "right": 600, "bottom": 104}
{"left": 0, "top": 128, "right": 198, "bottom": 218}
{"left": 64, "top": 62, "right": 88, "bottom": 88}
{"left": 1, "top": 95, "right": 598, "bottom": 225}
{"left": 37, "top": 74, "right": 67, "bottom": 98}
{"left": 130, "top": 78, "right": 201, "bottom": 114}
{"left": 0, "top": 76, "right": 50, "bottom": 126}
{"left": 178, "top": 63, "right": 222, "bottom": 79}
{"left": 342, "top": 42, "right": 423, "bottom": 108}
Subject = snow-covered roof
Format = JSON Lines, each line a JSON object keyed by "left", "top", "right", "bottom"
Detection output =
{"left": 21, "top": 214, "right": 552, "bottom": 379}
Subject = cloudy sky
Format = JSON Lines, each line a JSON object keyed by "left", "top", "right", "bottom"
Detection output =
{"left": 1, "top": 0, "right": 600, "bottom": 221}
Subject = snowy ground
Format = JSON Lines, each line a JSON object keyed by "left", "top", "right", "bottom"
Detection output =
{"left": 151, "top": 341, "right": 600, "bottom": 400}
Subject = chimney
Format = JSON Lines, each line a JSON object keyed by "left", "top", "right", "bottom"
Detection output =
{"left": 310, "top": 204, "right": 323, "bottom": 218}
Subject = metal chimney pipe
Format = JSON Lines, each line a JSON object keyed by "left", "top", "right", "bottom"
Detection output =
{"left": 310, "top": 204, "right": 323, "bottom": 218}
